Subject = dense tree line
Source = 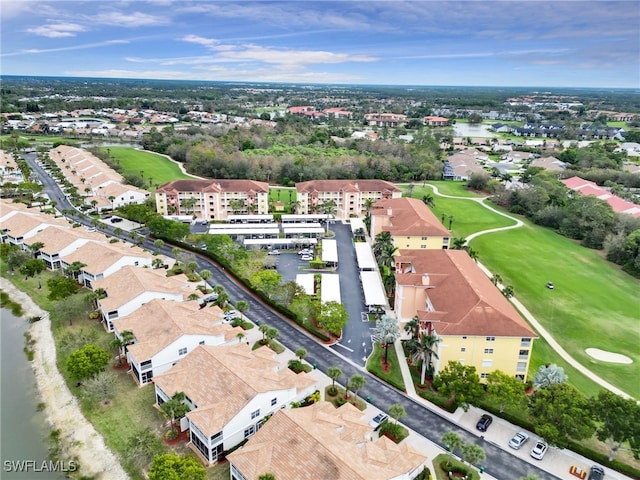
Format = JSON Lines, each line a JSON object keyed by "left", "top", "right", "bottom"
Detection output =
{"left": 491, "top": 169, "right": 640, "bottom": 277}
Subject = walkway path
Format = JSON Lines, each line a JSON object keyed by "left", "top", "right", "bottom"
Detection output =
{"left": 419, "top": 183, "right": 633, "bottom": 399}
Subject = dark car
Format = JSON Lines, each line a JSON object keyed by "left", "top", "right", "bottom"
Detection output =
{"left": 110, "top": 217, "right": 123, "bottom": 223}
{"left": 588, "top": 465, "right": 605, "bottom": 480}
{"left": 476, "top": 414, "right": 493, "bottom": 432}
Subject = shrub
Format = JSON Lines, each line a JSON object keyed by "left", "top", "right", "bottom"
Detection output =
{"left": 379, "top": 422, "right": 409, "bottom": 444}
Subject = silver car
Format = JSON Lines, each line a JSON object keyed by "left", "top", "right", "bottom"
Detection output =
{"left": 508, "top": 431, "right": 529, "bottom": 450}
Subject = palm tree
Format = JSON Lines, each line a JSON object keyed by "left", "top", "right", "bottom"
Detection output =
{"left": 448, "top": 215, "right": 454, "bottom": 230}
{"left": 490, "top": 274, "right": 502, "bottom": 286}
{"left": 111, "top": 330, "right": 134, "bottom": 366}
{"left": 406, "top": 183, "right": 415, "bottom": 198}
{"left": 348, "top": 374, "right": 366, "bottom": 403}
{"left": 66, "top": 261, "right": 86, "bottom": 280}
{"left": 404, "top": 315, "right": 420, "bottom": 340}
{"left": 154, "top": 239, "right": 165, "bottom": 251}
{"left": 199, "top": 269, "right": 212, "bottom": 289}
{"left": 378, "top": 243, "right": 398, "bottom": 270}
{"left": 236, "top": 332, "right": 246, "bottom": 344}
{"left": 452, "top": 237, "right": 466, "bottom": 249}
{"left": 422, "top": 193, "right": 435, "bottom": 208}
{"left": 187, "top": 261, "right": 199, "bottom": 273}
{"left": 235, "top": 300, "right": 249, "bottom": 321}
{"left": 265, "top": 327, "right": 279, "bottom": 344}
{"left": 388, "top": 404, "right": 406, "bottom": 424}
{"left": 502, "top": 284, "right": 514, "bottom": 298}
{"left": 461, "top": 443, "right": 486, "bottom": 466}
{"left": 374, "top": 315, "right": 400, "bottom": 365}
{"left": 326, "top": 366, "right": 342, "bottom": 395}
{"left": 407, "top": 333, "right": 439, "bottom": 385}
{"left": 29, "top": 241, "right": 44, "bottom": 258}
{"left": 373, "top": 231, "right": 392, "bottom": 258}
{"left": 295, "top": 348, "right": 307, "bottom": 361}
{"left": 259, "top": 324, "right": 269, "bottom": 343}
{"left": 465, "top": 246, "right": 479, "bottom": 263}
{"left": 442, "top": 431, "right": 464, "bottom": 467}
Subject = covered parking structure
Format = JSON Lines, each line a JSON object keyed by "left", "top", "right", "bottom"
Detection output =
{"left": 243, "top": 238, "right": 317, "bottom": 250}
{"left": 295, "top": 274, "right": 316, "bottom": 296}
{"left": 354, "top": 242, "right": 377, "bottom": 271}
{"left": 321, "top": 239, "right": 338, "bottom": 267}
{"left": 360, "top": 271, "right": 387, "bottom": 309}
{"left": 282, "top": 226, "right": 325, "bottom": 238}
{"left": 227, "top": 214, "right": 274, "bottom": 223}
{"left": 320, "top": 274, "right": 341, "bottom": 303}
{"left": 281, "top": 214, "right": 333, "bottom": 223}
{"left": 208, "top": 227, "right": 280, "bottom": 239}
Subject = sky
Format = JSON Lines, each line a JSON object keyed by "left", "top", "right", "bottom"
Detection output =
{"left": 1, "top": 1, "right": 639, "bottom": 88}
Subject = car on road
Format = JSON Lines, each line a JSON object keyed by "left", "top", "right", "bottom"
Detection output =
{"left": 588, "top": 465, "right": 605, "bottom": 480}
{"left": 476, "top": 414, "right": 492, "bottom": 432}
{"left": 509, "top": 431, "right": 530, "bottom": 450}
{"left": 368, "top": 413, "right": 388, "bottom": 431}
{"left": 298, "top": 249, "right": 312, "bottom": 256}
{"left": 268, "top": 250, "right": 280, "bottom": 255}
{"left": 530, "top": 440, "right": 548, "bottom": 460}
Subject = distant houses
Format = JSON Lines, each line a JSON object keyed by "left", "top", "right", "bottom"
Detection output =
{"left": 561, "top": 176, "right": 640, "bottom": 218}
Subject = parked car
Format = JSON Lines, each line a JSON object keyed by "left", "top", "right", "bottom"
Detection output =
{"left": 201, "top": 294, "right": 219, "bottom": 304}
{"left": 300, "top": 254, "right": 313, "bottom": 261}
{"left": 84, "top": 226, "right": 96, "bottom": 232}
{"left": 368, "top": 413, "right": 388, "bottom": 431}
{"left": 223, "top": 309, "right": 238, "bottom": 320}
{"left": 530, "top": 440, "right": 548, "bottom": 460}
{"left": 298, "top": 249, "right": 311, "bottom": 256}
{"left": 475, "top": 414, "right": 492, "bottom": 432}
{"left": 509, "top": 431, "right": 530, "bottom": 450}
{"left": 110, "top": 217, "right": 123, "bottom": 223}
{"left": 588, "top": 465, "right": 605, "bottom": 480}
{"left": 268, "top": 250, "right": 280, "bottom": 255}
{"left": 546, "top": 281, "right": 554, "bottom": 289}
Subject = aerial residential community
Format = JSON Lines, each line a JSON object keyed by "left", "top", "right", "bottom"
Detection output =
{"left": 1, "top": 1, "right": 640, "bottom": 480}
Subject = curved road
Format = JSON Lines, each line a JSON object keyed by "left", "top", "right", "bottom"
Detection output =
{"left": 423, "top": 183, "right": 633, "bottom": 399}
{"left": 25, "top": 155, "right": 560, "bottom": 479}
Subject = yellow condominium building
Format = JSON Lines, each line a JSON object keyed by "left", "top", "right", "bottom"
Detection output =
{"left": 296, "top": 179, "right": 402, "bottom": 221}
{"left": 155, "top": 179, "right": 269, "bottom": 220}
{"left": 394, "top": 249, "right": 537, "bottom": 381}
{"left": 371, "top": 197, "right": 451, "bottom": 250}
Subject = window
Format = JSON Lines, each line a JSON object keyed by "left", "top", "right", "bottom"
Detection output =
{"left": 486, "top": 336, "right": 496, "bottom": 342}
{"left": 521, "top": 337, "right": 532, "bottom": 347}
{"left": 244, "top": 425, "right": 256, "bottom": 438}
{"left": 516, "top": 362, "right": 527, "bottom": 372}
{"left": 421, "top": 245, "right": 426, "bottom": 249}
{"left": 178, "top": 347, "right": 187, "bottom": 356}
{"left": 462, "top": 336, "right": 467, "bottom": 340}
{"left": 251, "top": 409, "right": 260, "bottom": 419}
{"left": 140, "top": 360, "right": 152, "bottom": 370}
{"left": 482, "top": 360, "right": 493, "bottom": 367}
{"left": 484, "top": 348, "right": 494, "bottom": 354}
{"left": 271, "top": 397, "right": 277, "bottom": 406}
{"left": 519, "top": 349, "right": 529, "bottom": 359}
{"left": 480, "top": 373, "right": 489, "bottom": 379}
{"left": 141, "top": 370, "right": 153, "bottom": 384}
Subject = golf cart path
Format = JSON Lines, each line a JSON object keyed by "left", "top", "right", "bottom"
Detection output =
{"left": 423, "top": 184, "right": 633, "bottom": 400}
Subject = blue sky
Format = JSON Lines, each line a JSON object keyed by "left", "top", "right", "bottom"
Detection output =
{"left": 1, "top": 1, "right": 638, "bottom": 88}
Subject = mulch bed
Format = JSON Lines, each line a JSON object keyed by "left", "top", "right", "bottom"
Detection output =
{"left": 164, "top": 425, "right": 190, "bottom": 445}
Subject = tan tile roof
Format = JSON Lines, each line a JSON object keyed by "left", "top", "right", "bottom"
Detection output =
{"left": 0, "top": 213, "right": 68, "bottom": 238}
{"left": 154, "top": 344, "right": 316, "bottom": 437}
{"left": 93, "top": 265, "right": 198, "bottom": 311}
{"left": 296, "top": 179, "right": 401, "bottom": 195}
{"left": 227, "top": 401, "right": 427, "bottom": 480}
{"left": 396, "top": 249, "right": 536, "bottom": 338}
{"left": 156, "top": 179, "right": 269, "bottom": 195}
{"left": 372, "top": 197, "right": 450, "bottom": 237}
{"left": 113, "top": 299, "right": 240, "bottom": 362}
{"left": 0, "top": 200, "right": 35, "bottom": 219}
{"left": 24, "top": 226, "right": 106, "bottom": 254}
{"left": 61, "top": 241, "right": 151, "bottom": 276}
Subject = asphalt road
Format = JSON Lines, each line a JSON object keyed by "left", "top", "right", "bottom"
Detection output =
{"left": 24, "top": 152, "right": 560, "bottom": 480}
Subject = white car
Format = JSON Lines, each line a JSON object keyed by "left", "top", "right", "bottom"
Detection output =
{"left": 300, "top": 254, "right": 313, "bottom": 261}
{"left": 223, "top": 310, "right": 238, "bottom": 320}
{"left": 368, "top": 413, "right": 388, "bottom": 430}
{"left": 530, "top": 440, "right": 548, "bottom": 460}
{"left": 298, "top": 249, "right": 311, "bottom": 256}
{"left": 268, "top": 250, "right": 280, "bottom": 255}
{"left": 509, "top": 431, "right": 530, "bottom": 450}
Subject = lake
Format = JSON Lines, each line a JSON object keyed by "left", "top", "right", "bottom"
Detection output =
{"left": 453, "top": 123, "right": 497, "bottom": 138}
{"left": 1, "top": 309, "right": 63, "bottom": 479}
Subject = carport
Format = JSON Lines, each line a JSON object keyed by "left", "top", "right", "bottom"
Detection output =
{"left": 321, "top": 274, "right": 341, "bottom": 303}
{"left": 321, "top": 239, "right": 338, "bottom": 266}
{"left": 360, "top": 271, "right": 387, "bottom": 308}
{"left": 354, "top": 242, "right": 377, "bottom": 271}
{"left": 295, "top": 274, "right": 315, "bottom": 295}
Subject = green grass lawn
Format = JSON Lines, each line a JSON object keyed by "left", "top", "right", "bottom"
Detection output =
{"left": 99, "top": 146, "right": 196, "bottom": 188}
{"left": 268, "top": 187, "right": 296, "bottom": 212}
{"left": 471, "top": 220, "right": 639, "bottom": 398}
{"left": 366, "top": 343, "right": 406, "bottom": 392}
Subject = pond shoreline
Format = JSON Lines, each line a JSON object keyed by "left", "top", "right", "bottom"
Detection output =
{"left": 0, "top": 277, "right": 128, "bottom": 480}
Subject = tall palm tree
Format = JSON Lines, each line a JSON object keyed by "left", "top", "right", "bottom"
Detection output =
{"left": 29, "top": 241, "right": 44, "bottom": 258}
{"left": 373, "top": 231, "right": 393, "bottom": 258}
{"left": 348, "top": 374, "right": 366, "bottom": 402}
{"left": 199, "top": 269, "right": 212, "bottom": 289}
{"left": 326, "top": 366, "right": 342, "bottom": 395}
{"left": 422, "top": 193, "right": 435, "bottom": 208}
{"left": 407, "top": 333, "right": 439, "bottom": 385}
{"left": 404, "top": 315, "right": 420, "bottom": 340}
{"left": 378, "top": 243, "right": 398, "bottom": 270}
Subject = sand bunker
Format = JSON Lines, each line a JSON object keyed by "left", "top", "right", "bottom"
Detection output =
{"left": 586, "top": 348, "right": 633, "bottom": 364}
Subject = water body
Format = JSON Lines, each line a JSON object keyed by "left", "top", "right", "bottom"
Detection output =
{"left": 1, "top": 309, "right": 62, "bottom": 479}
{"left": 453, "top": 123, "right": 497, "bottom": 138}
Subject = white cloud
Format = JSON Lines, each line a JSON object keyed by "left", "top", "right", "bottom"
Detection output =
{"left": 219, "top": 45, "right": 376, "bottom": 65}
{"left": 90, "top": 11, "right": 168, "bottom": 27}
{"left": 1, "top": 40, "right": 129, "bottom": 57}
{"left": 27, "top": 22, "right": 87, "bottom": 38}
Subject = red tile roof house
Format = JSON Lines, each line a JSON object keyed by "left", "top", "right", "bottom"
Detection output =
{"left": 155, "top": 179, "right": 269, "bottom": 221}
{"left": 423, "top": 115, "right": 450, "bottom": 126}
{"left": 112, "top": 298, "right": 242, "bottom": 385}
{"left": 153, "top": 343, "right": 317, "bottom": 465}
{"left": 394, "top": 249, "right": 537, "bottom": 381}
{"left": 228, "top": 401, "right": 428, "bottom": 480}
{"left": 295, "top": 179, "right": 402, "bottom": 221}
{"left": 92, "top": 265, "right": 199, "bottom": 331}
{"left": 561, "top": 176, "right": 640, "bottom": 218}
{"left": 364, "top": 113, "right": 408, "bottom": 127}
